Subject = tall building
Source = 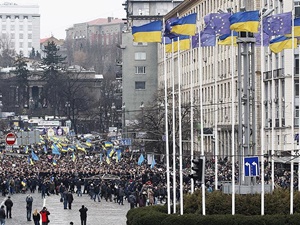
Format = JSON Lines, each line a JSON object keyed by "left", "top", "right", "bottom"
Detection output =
{"left": 0, "top": 2, "right": 40, "bottom": 57}
{"left": 121, "top": 0, "right": 183, "bottom": 131}
{"left": 157, "top": 0, "right": 298, "bottom": 160}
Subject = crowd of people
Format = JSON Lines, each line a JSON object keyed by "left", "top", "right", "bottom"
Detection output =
{"left": 0, "top": 140, "right": 296, "bottom": 223}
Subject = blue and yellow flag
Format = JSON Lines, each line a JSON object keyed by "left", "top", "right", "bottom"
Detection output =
{"left": 229, "top": 10, "right": 259, "bottom": 33}
{"left": 286, "top": 18, "right": 300, "bottom": 37}
{"left": 269, "top": 36, "right": 297, "bottom": 53}
{"left": 106, "top": 156, "right": 111, "bottom": 164}
{"left": 27, "top": 156, "right": 33, "bottom": 165}
{"left": 132, "top": 20, "right": 162, "bottom": 43}
{"left": 104, "top": 141, "right": 113, "bottom": 148}
{"left": 170, "top": 13, "right": 197, "bottom": 36}
{"left": 165, "top": 35, "right": 190, "bottom": 53}
{"left": 218, "top": 32, "right": 238, "bottom": 46}
{"left": 72, "top": 153, "right": 76, "bottom": 162}
{"left": 31, "top": 151, "right": 39, "bottom": 161}
{"left": 53, "top": 159, "right": 57, "bottom": 166}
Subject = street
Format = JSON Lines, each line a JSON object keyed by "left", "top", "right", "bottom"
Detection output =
{"left": 0, "top": 189, "right": 130, "bottom": 225}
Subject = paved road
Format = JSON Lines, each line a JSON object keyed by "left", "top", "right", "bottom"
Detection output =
{"left": 0, "top": 190, "right": 130, "bottom": 225}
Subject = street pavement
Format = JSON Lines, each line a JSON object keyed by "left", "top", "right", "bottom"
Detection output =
{"left": 0, "top": 190, "right": 130, "bottom": 225}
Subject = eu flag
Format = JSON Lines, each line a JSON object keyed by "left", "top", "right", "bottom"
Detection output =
{"left": 254, "top": 28, "right": 270, "bottom": 46}
{"left": 164, "top": 17, "right": 178, "bottom": 39}
{"left": 200, "top": 29, "right": 216, "bottom": 47}
{"left": 170, "top": 13, "right": 197, "bottom": 36}
{"left": 229, "top": 10, "right": 260, "bottom": 33}
{"left": 263, "top": 12, "right": 292, "bottom": 36}
{"left": 204, "top": 13, "right": 231, "bottom": 35}
{"left": 132, "top": 21, "right": 162, "bottom": 43}
{"left": 269, "top": 36, "right": 297, "bottom": 53}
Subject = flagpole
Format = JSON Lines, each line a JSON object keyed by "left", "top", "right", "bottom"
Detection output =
{"left": 199, "top": 30, "right": 206, "bottom": 216}
{"left": 190, "top": 35, "right": 195, "bottom": 194}
{"left": 178, "top": 35, "right": 183, "bottom": 216}
{"left": 260, "top": 0, "right": 265, "bottom": 215}
{"left": 163, "top": 36, "right": 171, "bottom": 214}
{"left": 291, "top": 5, "right": 295, "bottom": 215}
{"left": 298, "top": 43, "right": 300, "bottom": 192}
{"left": 172, "top": 38, "right": 177, "bottom": 214}
{"left": 230, "top": 30, "right": 235, "bottom": 216}
{"left": 214, "top": 36, "right": 219, "bottom": 193}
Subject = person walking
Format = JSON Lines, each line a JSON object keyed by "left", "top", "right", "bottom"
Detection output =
{"left": 40, "top": 207, "right": 50, "bottom": 225}
{"left": 79, "top": 205, "right": 88, "bottom": 225}
{"left": 4, "top": 196, "right": 13, "bottom": 219}
{"left": 32, "top": 209, "right": 40, "bottom": 225}
{"left": 67, "top": 191, "right": 74, "bottom": 209}
{"left": 26, "top": 194, "right": 33, "bottom": 221}
{"left": 0, "top": 205, "right": 5, "bottom": 225}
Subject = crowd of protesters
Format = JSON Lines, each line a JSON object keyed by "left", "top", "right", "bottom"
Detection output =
{"left": 0, "top": 140, "right": 297, "bottom": 212}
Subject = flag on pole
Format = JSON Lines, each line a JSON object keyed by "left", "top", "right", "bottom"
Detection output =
{"left": 229, "top": 10, "right": 260, "bottom": 33}
{"left": 254, "top": 28, "right": 270, "bottom": 46}
{"left": 165, "top": 35, "right": 190, "bottom": 53}
{"left": 170, "top": 13, "right": 197, "bottom": 36}
{"left": 51, "top": 144, "right": 61, "bottom": 155}
{"left": 164, "top": 17, "right": 179, "bottom": 39}
{"left": 286, "top": 18, "right": 300, "bottom": 37}
{"left": 151, "top": 157, "right": 156, "bottom": 169}
{"left": 263, "top": 12, "right": 292, "bottom": 36}
{"left": 199, "top": 29, "right": 216, "bottom": 47}
{"left": 218, "top": 32, "right": 238, "bottom": 46}
{"left": 31, "top": 151, "right": 39, "bottom": 161}
{"left": 132, "top": 21, "right": 162, "bottom": 43}
{"left": 204, "top": 12, "right": 231, "bottom": 35}
{"left": 53, "top": 159, "right": 57, "bottom": 166}
{"left": 269, "top": 36, "right": 297, "bottom": 53}
{"left": 106, "top": 156, "right": 111, "bottom": 164}
{"left": 138, "top": 154, "right": 145, "bottom": 166}
{"left": 27, "top": 156, "right": 33, "bottom": 165}
{"left": 72, "top": 152, "right": 76, "bottom": 162}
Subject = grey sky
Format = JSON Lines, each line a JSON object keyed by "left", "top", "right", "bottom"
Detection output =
{"left": 1, "top": 0, "right": 126, "bottom": 39}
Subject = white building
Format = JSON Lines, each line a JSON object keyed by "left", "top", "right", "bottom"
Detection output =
{"left": 157, "top": 0, "right": 299, "bottom": 159}
{"left": 0, "top": 2, "right": 40, "bottom": 57}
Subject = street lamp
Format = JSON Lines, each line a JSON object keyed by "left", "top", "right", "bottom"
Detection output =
{"left": 140, "top": 101, "right": 144, "bottom": 129}
{"left": 0, "top": 92, "right": 2, "bottom": 118}
{"left": 65, "top": 101, "right": 70, "bottom": 119}
{"left": 111, "top": 103, "right": 116, "bottom": 127}
{"left": 122, "top": 102, "right": 126, "bottom": 138}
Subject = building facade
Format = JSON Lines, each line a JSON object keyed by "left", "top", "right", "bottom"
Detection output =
{"left": 0, "top": 2, "right": 40, "bottom": 57}
{"left": 157, "top": 0, "right": 299, "bottom": 160}
{"left": 121, "top": 0, "right": 183, "bottom": 130}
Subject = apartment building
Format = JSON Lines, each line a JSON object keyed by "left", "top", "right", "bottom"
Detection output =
{"left": 0, "top": 2, "right": 40, "bottom": 57}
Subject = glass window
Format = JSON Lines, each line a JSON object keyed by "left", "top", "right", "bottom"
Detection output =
{"left": 28, "top": 33, "right": 32, "bottom": 39}
{"left": 135, "top": 52, "right": 146, "bottom": 60}
{"left": 135, "top": 81, "right": 146, "bottom": 90}
{"left": 19, "top": 33, "right": 23, "bottom": 39}
{"left": 135, "top": 66, "right": 146, "bottom": 74}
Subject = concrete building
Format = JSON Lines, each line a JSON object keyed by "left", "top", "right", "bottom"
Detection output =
{"left": 0, "top": 2, "right": 40, "bottom": 57}
{"left": 121, "top": 0, "right": 183, "bottom": 131}
{"left": 157, "top": 0, "right": 299, "bottom": 160}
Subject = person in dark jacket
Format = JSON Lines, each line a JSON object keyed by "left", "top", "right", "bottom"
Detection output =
{"left": 0, "top": 205, "right": 6, "bottom": 225}
{"left": 32, "top": 209, "right": 40, "bottom": 225}
{"left": 79, "top": 205, "right": 88, "bottom": 225}
{"left": 4, "top": 196, "right": 13, "bottom": 218}
{"left": 26, "top": 194, "right": 33, "bottom": 221}
{"left": 67, "top": 191, "right": 74, "bottom": 209}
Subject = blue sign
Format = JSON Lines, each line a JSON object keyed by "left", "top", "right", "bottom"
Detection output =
{"left": 244, "top": 156, "right": 259, "bottom": 177}
{"left": 120, "top": 138, "right": 132, "bottom": 146}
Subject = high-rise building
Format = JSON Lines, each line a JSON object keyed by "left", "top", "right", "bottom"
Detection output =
{"left": 0, "top": 2, "right": 40, "bottom": 57}
{"left": 121, "top": 0, "right": 183, "bottom": 133}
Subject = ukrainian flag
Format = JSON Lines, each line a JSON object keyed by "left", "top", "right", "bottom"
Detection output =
{"left": 269, "top": 36, "right": 297, "bottom": 53}
{"left": 170, "top": 13, "right": 197, "bottom": 36}
{"left": 72, "top": 153, "right": 76, "bottom": 162}
{"left": 165, "top": 35, "right": 190, "bottom": 53}
{"left": 286, "top": 18, "right": 300, "bottom": 37}
{"left": 109, "top": 149, "right": 115, "bottom": 158}
{"left": 218, "top": 32, "right": 238, "bottom": 46}
{"left": 53, "top": 159, "right": 57, "bottom": 166}
{"left": 132, "top": 20, "right": 162, "bottom": 43}
{"left": 27, "top": 156, "right": 33, "bottom": 165}
{"left": 106, "top": 156, "right": 111, "bottom": 165}
{"left": 229, "top": 10, "right": 259, "bottom": 33}
{"left": 104, "top": 141, "right": 113, "bottom": 148}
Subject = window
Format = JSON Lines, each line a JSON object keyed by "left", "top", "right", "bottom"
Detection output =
{"left": 135, "top": 52, "right": 146, "bottom": 60}
{"left": 19, "top": 33, "right": 23, "bottom": 39}
{"left": 28, "top": 33, "right": 32, "bottom": 39}
{"left": 133, "top": 42, "right": 148, "bottom": 46}
{"left": 135, "top": 66, "right": 146, "bottom": 74}
{"left": 135, "top": 81, "right": 146, "bottom": 90}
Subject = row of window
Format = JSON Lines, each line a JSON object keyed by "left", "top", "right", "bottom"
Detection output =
{"left": 1, "top": 33, "right": 32, "bottom": 39}
{"left": 0, "top": 24, "right": 32, "bottom": 31}
{"left": 0, "top": 15, "right": 29, "bottom": 19}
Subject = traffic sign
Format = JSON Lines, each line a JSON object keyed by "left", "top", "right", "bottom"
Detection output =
{"left": 5, "top": 133, "right": 16, "bottom": 146}
{"left": 244, "top": 156, "right": 259, "bottom": 177}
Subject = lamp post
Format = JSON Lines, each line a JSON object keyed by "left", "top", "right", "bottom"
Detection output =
{"left": 122, "top": 102, "right": 126, "bottom": 138}
{"left": 0, "top": 92, "right": 2, "bottom": 118}
{"left": 111, "top": 102, "right": 116, "bottom": 127}
{"left": 140, "top": 101, "right": 144, "bottom": 129}
{"left": 65, "top": 101, "right": 70, "bottom": 119}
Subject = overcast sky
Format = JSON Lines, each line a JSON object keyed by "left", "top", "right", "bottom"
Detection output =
{"left": 1, "top": 0, "right": 126, "bottom": 39}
